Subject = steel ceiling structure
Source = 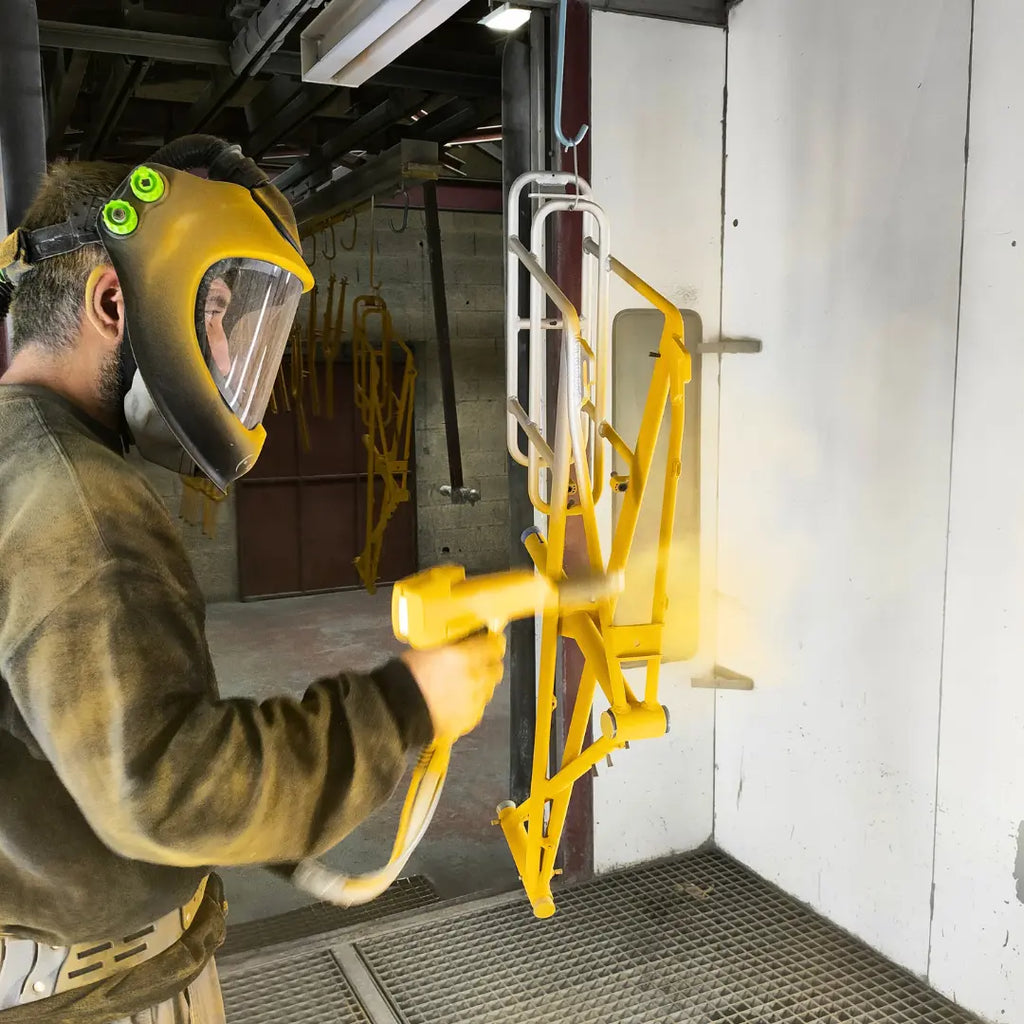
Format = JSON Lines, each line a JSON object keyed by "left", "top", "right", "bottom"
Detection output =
{"left": 9, "top": 0, "right": 734, "bottom": 229}
{"left": 31, "top": 0, "right": 507, "bottom": 215}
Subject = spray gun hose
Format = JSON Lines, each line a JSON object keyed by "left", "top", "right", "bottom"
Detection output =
{"left": 271, "top": 741, "right": 452, "bottom": 907}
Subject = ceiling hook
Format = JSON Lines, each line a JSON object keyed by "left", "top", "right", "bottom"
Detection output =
{"left": 389, "top": 189, "right": 411, "bottom": 233}
{"left": 338, "top": 212, "right": 358, "bottom": 252}
{"left": 369, "top": 197, "right": 381, "bottom": 292}
{"left": 554, "top": 0, "right": 589, "bottom": 152}
{"left": 322, "top": 223, "right": 337, "bottom": 261}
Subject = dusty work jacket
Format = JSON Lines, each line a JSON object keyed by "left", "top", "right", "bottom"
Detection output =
{"left": 0, "top": 385, "right": 432, "bottom": 1010}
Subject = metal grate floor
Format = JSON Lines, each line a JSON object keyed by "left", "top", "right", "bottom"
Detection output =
{"left": 221, "top": 851, "right": 982, "bottom": 1024}
{"left": 220, "top": 875, "right": 439, "bottom": 958}
{"left": 222, "top": 949, "right": 370, "bottom": 1024}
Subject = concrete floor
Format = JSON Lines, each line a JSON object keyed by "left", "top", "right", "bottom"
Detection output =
{"left": 206, "top": 589, "right": 517, "bottom": 925}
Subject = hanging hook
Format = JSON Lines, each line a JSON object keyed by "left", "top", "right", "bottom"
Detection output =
{"left": 338, "top": 212, "right": 358, "bottom": 252}
{"left": 369, "top": 197, "right": 381, "bottom": 292}
{"left": 389, "top": 189, "right": 410, "bottom": 233}
{"left": 554, "top": 0, "right": 589, "bottom": 151}
{"left": 322, "top": 223, "right": 337, "bottom": 262}
{"left": 307, "top": 231, "right": 318, "bottom": 266}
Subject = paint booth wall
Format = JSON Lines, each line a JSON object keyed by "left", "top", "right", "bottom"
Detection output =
{"left": 714, "top": 0, "right": 969, "bottom": 977}
{"left": 928, "top": 0, "right": 1024, "bottom": 1017}
{"left": 589, "top": 12, "right": 725, "bottom": 871}
{"left": 592, "top": 1, "right": 1024, "bottom": 1019}
{"left": 712, "top": 1, "right": 1020, "bottom": 1020}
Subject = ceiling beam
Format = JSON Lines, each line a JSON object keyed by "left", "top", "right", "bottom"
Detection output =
{"left": 474, "top": 140, "right": 503, "bottom": 163}
{"left": 178, "top": 0, "right": 321, "bottom": 134}
{"left": 367, "top": 64, "right": 499, "bottom": 98}
{"left": 247, "top": 82, "right": 337, "bottom": 157}
{"left": 36, "top": 24, "right": 503, "bottom": 92}
{"left": 587, "top": 0, "right": 727, "bottom": 25}
{"left": 120, "top": 4, "right": 231, "bottom": 41}
{"left": 292, "top": 138, "right": 442, "bottom": 235}
{"left": 274, "top": 89, "right": 427, "bottom": 198}
{"left": 479, "top": 0, "right": 728, "bottom": 23}
{"left": 79, "top": 56, "right": 152, "bottom": 160}
{"left": 378, "top": 179, "right": 502, "bottom": 213}
{"left": 410, "top": 98, "right": 499, "bottom": 144}
{"left": 36, "top": 21, "right": 297, "bottom": 75}
{"left": 46, "top": 49, "right": 90, "bottom": 158}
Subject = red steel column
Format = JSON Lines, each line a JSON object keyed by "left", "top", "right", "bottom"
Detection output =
{"left": 551, "top": 0, "right": 594, "bottom": 883}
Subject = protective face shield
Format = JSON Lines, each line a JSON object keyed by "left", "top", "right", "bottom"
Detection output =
{"left": 0, "top": 135, "right": 315, "bottom": 490}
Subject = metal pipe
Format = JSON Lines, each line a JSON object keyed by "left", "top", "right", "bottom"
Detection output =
{"left": 1, "top": 1, "right": 47, "bottom": 229}
{"left": 503, "top": 26, "right": 541, "bottom": 808}
{"left": 528, "top": 195, "right": 610, "bottom": 507}
{"left": 423, "top": 179, "right": 468, "bottom": 502}
{"left": 505, "top": 170, "right": 593, "bottom": 467}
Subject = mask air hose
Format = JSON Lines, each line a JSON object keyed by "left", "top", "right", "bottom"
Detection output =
{"left": 146, "top": 134, "right": 269, "bottom": 189}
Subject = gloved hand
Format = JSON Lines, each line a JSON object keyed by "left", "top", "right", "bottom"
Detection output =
{"left": 402, "top": 632, "right": 507, "bottom": 739}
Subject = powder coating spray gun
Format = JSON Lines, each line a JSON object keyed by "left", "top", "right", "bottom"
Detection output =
{"left": 277, "top": 563, "right": 621, "bottom": 907}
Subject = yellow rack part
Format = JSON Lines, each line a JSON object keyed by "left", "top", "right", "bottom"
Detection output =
{"left": 351, "top": 293, "right": 416, "bottom": 593}
{"left": 179, "top": 471, "right": 230, "bottom": 539}
{"left": 498, "top": 171, "right": 694, "bottom": 918}
{"left": 276, "top": 174, "right": 693, "bottom": 920}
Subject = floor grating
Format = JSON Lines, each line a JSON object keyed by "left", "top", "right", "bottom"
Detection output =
{"left": 221, "top": 949, "right": 370, "bottom": 1024}
{"left": 221, "top": 851, "right": 982, "bottom": 1024}
{"left": 220, "top": 875, "right": 439, "bottom": 958}
{"left": 357, "top": 851, "right": 980, "bottom": 1024}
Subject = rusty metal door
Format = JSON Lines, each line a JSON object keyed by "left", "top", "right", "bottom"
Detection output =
{"left": 236, "top": 360, "right": 418, "bottom": 599}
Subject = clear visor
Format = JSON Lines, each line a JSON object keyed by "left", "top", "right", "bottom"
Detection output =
{"left": 195, "top": 257, "right": 303, "bottom": 429}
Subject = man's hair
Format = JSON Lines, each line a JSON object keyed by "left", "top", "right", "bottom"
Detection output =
{"left": 9, "top": 161, "right": 130, "bottom": 354}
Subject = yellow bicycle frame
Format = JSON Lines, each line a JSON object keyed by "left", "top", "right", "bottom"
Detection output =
{"left": 501, "top": 173, "right": 693, "bottom": 917}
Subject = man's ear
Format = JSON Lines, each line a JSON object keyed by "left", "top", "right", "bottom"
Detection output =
{"left": 84, "top": 265, "right": 125, "bottom": 344}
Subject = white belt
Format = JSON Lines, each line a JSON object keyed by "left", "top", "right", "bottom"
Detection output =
{"left": 0, "top": 878, "right": 207, "bottom": 1010}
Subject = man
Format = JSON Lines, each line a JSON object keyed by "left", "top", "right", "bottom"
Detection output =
{"left": 0, "top": 141, "right": 504, "bottom": 1022}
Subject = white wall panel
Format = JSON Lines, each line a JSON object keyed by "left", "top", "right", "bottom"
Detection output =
{"left": 715, "top": 0, "right": 970, "bottom": 973}
{"left": 930, "top": 1, "right": 1024, "bottom": 1017}
{"left": 590, "top": 11, "right": 725, "bottom": 870}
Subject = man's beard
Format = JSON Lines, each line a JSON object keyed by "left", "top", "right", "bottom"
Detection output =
{"left": 97, "top": 344, "right": 124, "bottom": 424}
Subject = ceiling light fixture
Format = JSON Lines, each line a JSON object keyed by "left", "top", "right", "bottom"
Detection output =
{"left": 479, "top": 2, "right": 531, "bottom": 32}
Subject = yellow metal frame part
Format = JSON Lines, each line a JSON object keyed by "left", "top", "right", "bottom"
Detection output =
{"left": 352, "top": 293, "right": 417, "bottom": 593}
{"left": 322, "top": 273, "right": 348, "bottom": 418}
{"left": 500, "top": 247, "right": 692, "bottom": 919}
{"left": 179, "top": 473, "right": 229, "bottom": 539}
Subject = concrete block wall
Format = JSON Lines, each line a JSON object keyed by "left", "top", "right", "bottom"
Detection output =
{"left": 303, "top": 207, "right": 510, "bottom": 575}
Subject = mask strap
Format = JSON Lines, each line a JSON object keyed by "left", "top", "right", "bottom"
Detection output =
{"left": 21, "top": 198, "right": 104, "bottom": 263}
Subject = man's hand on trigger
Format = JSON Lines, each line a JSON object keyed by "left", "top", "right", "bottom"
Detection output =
{"left": 402, "top": 632, "right": 506, "bottom": 740}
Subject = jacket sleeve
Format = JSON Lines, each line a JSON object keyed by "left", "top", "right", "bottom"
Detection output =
{"left": 4, "top": 558, "right": 434, "bottom": 867}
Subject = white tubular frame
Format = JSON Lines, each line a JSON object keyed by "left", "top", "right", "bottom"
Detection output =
{"left": 505, "top": 171, "right": 611, "bottom": 512}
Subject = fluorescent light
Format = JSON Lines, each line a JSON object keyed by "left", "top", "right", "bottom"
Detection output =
{"left": 301, "top": 0, "right": 473, "bottom": 88}
{"left": 479, "top": 3, "right": 531, "bottom": 31}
